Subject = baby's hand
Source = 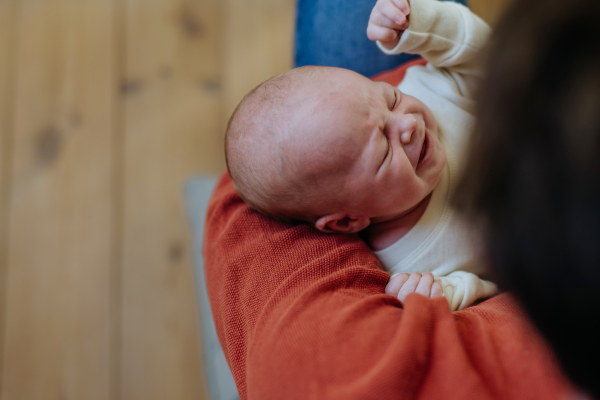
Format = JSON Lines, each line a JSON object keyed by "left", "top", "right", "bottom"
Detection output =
{"left": 385, "top": 272, "right": 444, "bottom": 305}
{"left": 367, "top": 0, "right": 410, "bottom": 49}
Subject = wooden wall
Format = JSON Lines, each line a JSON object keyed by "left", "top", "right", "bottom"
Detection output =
{"left": 0, "top": 0, "right": 507, "bottom": 398}
{"left": 0, "top": 0, "right": 294, "bottom": 398}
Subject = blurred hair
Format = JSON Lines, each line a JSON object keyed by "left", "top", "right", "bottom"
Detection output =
{"left": 455, "top": 0, "right": 600, "bottom": 395}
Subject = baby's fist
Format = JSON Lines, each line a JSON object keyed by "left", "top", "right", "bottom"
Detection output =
{"left": 367, "top": 0, "right": 410, "bottom": 48}
{"left": 385, "top": 272, "right": 443, "bottom": 305}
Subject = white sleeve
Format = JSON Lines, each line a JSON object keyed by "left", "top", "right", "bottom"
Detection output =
{"left": 377, "top": 0, "right": 490, "bottom": 77}
{"left": 436, "top": 271, "right": 498, "bottom": 311}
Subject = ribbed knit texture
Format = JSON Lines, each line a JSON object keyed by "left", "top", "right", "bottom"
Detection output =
{"left": 204, "top": 62, "right": 572, "bottom": 400}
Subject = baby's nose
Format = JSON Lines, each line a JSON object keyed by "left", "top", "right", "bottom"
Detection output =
{"left": 398, "top": 114, "right": 418, "bottom": 144}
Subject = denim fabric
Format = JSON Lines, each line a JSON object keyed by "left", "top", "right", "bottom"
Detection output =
{"left": 295, "top": 0, "right": 468, "bottom": 77}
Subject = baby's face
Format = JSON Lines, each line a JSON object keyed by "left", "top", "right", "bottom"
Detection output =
{"left": 293, "top": 69, "right": 446, "bottom": 222}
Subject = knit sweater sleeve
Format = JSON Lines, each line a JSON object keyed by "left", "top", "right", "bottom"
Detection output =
{"left": 204, "top": 173, "right": 571, "bottom": 400}
{"left": 378, "top": 0, "right": 490, "bottom": 73}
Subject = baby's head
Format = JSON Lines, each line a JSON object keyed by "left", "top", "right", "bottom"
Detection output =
{"left": 226, "top": 66, "right": 446, "bottom": 233}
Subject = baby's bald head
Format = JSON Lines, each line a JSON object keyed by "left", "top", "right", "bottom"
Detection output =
{"left": 226, "top": 64, "right": 447, "bottom": 232}
{"left": 225, "top": 66, "right": 351, "bottom": 222}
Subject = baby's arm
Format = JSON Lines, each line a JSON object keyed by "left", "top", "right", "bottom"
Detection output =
{"left": 387, "top": 271, "right": 498, "bottom": 311}
{"left": 369, "top": 0, "right": 490, "bottom": 82}
{"left": 385, "top": 272, "right": 444, "bottom": 305}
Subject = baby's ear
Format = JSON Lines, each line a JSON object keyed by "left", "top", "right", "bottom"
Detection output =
{"left": 315, "top": 213, "right": 370, "bottom": 234}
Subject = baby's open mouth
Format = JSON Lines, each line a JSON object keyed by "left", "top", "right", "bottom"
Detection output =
{"left": 417, "top": 135, "right": 428, "bottom": 166}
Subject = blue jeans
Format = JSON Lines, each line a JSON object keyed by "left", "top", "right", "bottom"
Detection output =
{"left": 295, "top": 0, "right": 467, "bottom": 77}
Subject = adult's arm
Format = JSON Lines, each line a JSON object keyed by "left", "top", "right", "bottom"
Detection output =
{"left": 204, "top": 173, "right": 571, "bottom": 400}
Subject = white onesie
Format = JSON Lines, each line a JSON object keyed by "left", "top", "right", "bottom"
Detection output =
{"left": 373, "top": 0, "right": 498, "bottom": 311}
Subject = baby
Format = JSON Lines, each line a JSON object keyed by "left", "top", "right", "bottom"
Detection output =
{"left": 225, "top": 0, "right": 498, "bottom": 310}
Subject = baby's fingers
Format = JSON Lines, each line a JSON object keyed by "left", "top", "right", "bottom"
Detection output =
{"left": 415, "top": 272, "right": 435, "bottom": 298}
{"left": 385, "top": 273, "right": 409, "bottom": 297}
{"left": 367, "top": 24, "right": 398, "bottom": 43}
{"left": 377, "top": 0, "right": 409, "bottom": 30}
{"left": 431, "top": 281, "right": 444, "bottom": 298}
{"left": 391, "top": 0, "right": 410, "bottom": 15}
{"left": 397, "top": 272, "right": 422, "bottom": 304}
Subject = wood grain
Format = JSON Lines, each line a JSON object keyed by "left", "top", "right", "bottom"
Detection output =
{"left": 0, "top": 0, "right": 17, "bottom": 394}
{"left": 221, "top": 0, "right": 296, "bottom": 131}
{"left": 120, "top": 0, "right": 212, "bottom": 398}
{"left": 2, "top": 1, "right": 115, "bottom": 399}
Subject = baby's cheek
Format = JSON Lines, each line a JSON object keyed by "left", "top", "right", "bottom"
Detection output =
{"left": 435, "top": 141, "right": 448, "bottom": 173}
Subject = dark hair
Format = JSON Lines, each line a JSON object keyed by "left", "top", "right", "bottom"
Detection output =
{"left": 455, "top": 0, "right": 600, "bottom": 395}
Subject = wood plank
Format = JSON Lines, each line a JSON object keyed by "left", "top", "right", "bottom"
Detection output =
{"left": 221, "top": 0, "right": 296, "bottom": 130}
{"left": 2, "top": 1, "right": 116, "bottom": 399}
{"left": 0, "top": 0, "right": 17, "bottom": 394}
{"left": 121, "top": 0, "right": 213, "bottom": 398}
